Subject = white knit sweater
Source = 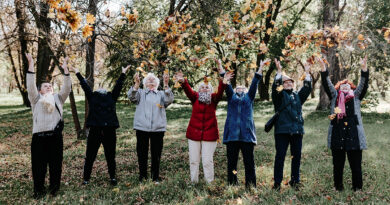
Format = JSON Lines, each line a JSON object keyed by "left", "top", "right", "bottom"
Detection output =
{"left": 27, "top": 73, "right": 72, "bottom": 134}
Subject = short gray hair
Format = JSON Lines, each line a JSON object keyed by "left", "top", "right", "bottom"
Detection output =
{"left": 143, "top": 73, "right": 160, "bottom": 89}
{"left": 197, "top": 82, "right": 213, "bottom": 93}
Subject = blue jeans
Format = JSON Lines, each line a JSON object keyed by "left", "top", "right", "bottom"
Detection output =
{"left": 273, "top": 134, "right": 303, "bottom": 185}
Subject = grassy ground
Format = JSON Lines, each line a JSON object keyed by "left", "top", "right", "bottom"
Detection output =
{"left": 0, "top": 93, "right": 389, "bottom": 204}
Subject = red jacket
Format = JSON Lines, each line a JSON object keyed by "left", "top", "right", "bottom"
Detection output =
{"left": 182, "top": 79, "right": 226, "bottom": 141}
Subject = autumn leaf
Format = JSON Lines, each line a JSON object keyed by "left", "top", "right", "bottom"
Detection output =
{"left": 328, "top": 114, "right": 336, "bottom": 120}
{"left": 299, "top": 73, "right": 306, "bottom": 81}
{"left": 156, "top": 104, "right": 164, "bottom": 108}
{"left": 326, "top": 195, "right": 332, "bottom": 201}
{"left": 105, "top": 9, "right": 110, "bottom": 18}
{"left": 334, "top": 107, "right": 342, "bottom": 114}
{"left": 82, "top": 24, "right": 94, "bottom": 38}
{"left": 283, "top": 20, "right": 287, "bottom": 27}
{"left": 266, "top": 28, "right": 272, "bottom": 35}
{"left": 48, "top": 12, "right": 56, "bottom": 19}
{"left": 112, "top": 187, "right": 120, "bottom": 193}
{"left": 86, "top": 13, "right": 96, "bottom": 24}
{"left": 174, "top": 81, "right": 181, "bottom": 88}
{"left": 164, "top": 69, "right": 169, "bottom": 75}
{"left": 276, "top": 85, "right": 283, "bottom": 92}
{"left": 232, "top": 170, "right": 237, "bottom": 175}
{"left": 357, "top": 34, "right": 364, "bottom": 41}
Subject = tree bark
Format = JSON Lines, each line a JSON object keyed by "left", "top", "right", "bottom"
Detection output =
{"left": 82, "top": 0, "right": 98, "bottom": 138}
{"left": 35, "top": 0, "right": 53, "bottom": 85}
{"left": 317, "top": 0, "right": 345, "bottom": 110}
{"left": 13, "top": 0, "right": 30, "bottom": 107}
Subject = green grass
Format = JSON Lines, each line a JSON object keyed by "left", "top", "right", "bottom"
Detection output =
{"left": 0, "top": 94, "right": 389, "bottom": 204}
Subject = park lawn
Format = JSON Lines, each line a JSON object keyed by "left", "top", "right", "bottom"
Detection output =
{"left": 0, "top": 95, "right": 389, "bottom": 204}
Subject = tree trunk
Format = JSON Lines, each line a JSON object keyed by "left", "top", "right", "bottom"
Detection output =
{"left": 83, "top": 0, "right": 98, "bottom": 136}
{"left": 35, "top": 1, "right": 52, "bottom": 85}
{"left": 13, "top": 0, "right": 30, "bottom": 107}
{"left": 69, "top": 88, "right": 83, "bottom": 139}
{"left": 317, "top": 0, "right": 345, "bottom": 110}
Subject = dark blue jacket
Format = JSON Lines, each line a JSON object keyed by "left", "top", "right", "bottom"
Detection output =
{"left": 76, "top": 73, "right": 125, "bottom": 128}
{"left": 271, "top": 76, "right": 312, "bottom": 135}
{"left": 223, "top": 73, "right": 262, "bottom": 144}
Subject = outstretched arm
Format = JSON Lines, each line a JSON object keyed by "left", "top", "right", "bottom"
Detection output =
{"left": 248, "top": 59, "right": 268, "bottom": 101}
{"left": 112, "top": 65, "right": 130, "bottom": 102}
{"left": 317, "top": 56, "right": 337, "bottom": 100}
{"left": 75, "top": 72, "right": 93, "bottom": 100}
{"left": 298, "top": 62, "right": 312, "bottom": 105}
{"left": 354, "top": 56, "right": 369, "bottom": 100}
{"left": 271, "top": 58, "right": 284, "bottom": 108}
{"left": 25, "top": 53, "right": 39, "bottom": 104}
{"left": 58, "top": 57, "right": 72, "bottom": 103}
{"left": 128, "top": 72, "right": 141, "bottom": 104}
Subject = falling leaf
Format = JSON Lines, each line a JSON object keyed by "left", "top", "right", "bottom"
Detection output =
{"left": 266, "top": 28, "right": 272, "bottom": 35}
{"left": 326, "top": 195, "right": 332, "bottom": 201}
{"left": 334, "top": 107, "right": 342, "bottom": 114}
{"left": 344, "top": 122, "right": 348, "bottom": 126}
{"left": 299, "top": 73, "right": 306, "bottom": 81}
{"left": 164, "top": 69, "right": 169, "bottom": 74}
{"left": 86, "top": 13, "right": 96, "bottom": 24}
{"left": 237, "top": 198, "right": 243, "bottom": 205}
{"left": 48, "top": 12, "right": 56, "bottom": 19}
{"left": 283, "top": 20, "right": 287, "bottom": 27}
{"left": 357, "top": 34, "right": 364, "bottom": 41}
{"left": 232, "top": 170, "right": 237, "bottom": 175}
{"left": 105, "top": 9, "right": 110, "bottom": 18}
{"left": 328, "top": 114, "right": 336, "bottom": 120}
{"left": 276, "top": 85, "right": 283, "bottom": 92}
{"left": 82, "top": 24, "right": 94, "bottom": 38}
{"left": 174, "top": 81, "right": 181, "bottom": 88}
{"left": 156, "top": 104, "right": 164, "bottom": 108}
{"left": 112, "top": 187, "right": 120, "bottom": 193}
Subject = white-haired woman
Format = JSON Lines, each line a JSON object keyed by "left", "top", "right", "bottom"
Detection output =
{"left": 128, "top": 72, "right": 174, "bottom": 182}
{"left": 174, "top": 70, "right": 233, "bottom": 183}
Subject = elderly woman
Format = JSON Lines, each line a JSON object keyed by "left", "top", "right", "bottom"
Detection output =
{"left": 128, "top": 72, "right": 174, "bottom": 182}
{"left": 271, "top": 58, "right": 312, "bottom": 190}
{"left": 25, "top": 53, "right": 71, "bottom": 198}
{"left": 174, "top": 69, "right": 233, "bottom": 183}
{"left": 221, "top": 59, "right": 269, "bottom": 188}
{"left": 318, "top": 56, "right": 369, "bottom": 191}
{"left": 73, "top": 65, "right": 130, "bottom": 186}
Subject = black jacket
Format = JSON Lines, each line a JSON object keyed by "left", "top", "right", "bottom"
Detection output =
{"left": 271, "top": 76, "right": 312, "bottom": 135}
{"left": 76, "top": 73, "right": 125, "bottom": 128}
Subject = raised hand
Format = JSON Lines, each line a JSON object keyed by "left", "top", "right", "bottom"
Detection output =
{"left": 274, "top": 58, "right": 282, "bottom": 74}
{"left": 316, "top": 56, "right": 327, "bottom": 72}
{"left": 62, "top": 57, "right": 69, "bottom": 74}
{"left": 360, "top": 56, "right": 367, "bottom": 72}
{"left": 257, "top": 58, "right": 270, "bottom": 74}
{"left": 214, "top": 58, "right": 224, "bottom": 73}
{"left": 163, "top": 71, "right": 169, "bottom": 87}
{"left": 174, "top": 71, "right": 185, "bottom": 83}
{"left": 304, "top": 62, "right": 311, "bottom": 74}
{"left": 25, "top": 53, "right": 34, "bottom": 72}
{"left": 133, "top": 72, "right": 140, "bottom": 89}
{"left": 223, "top": 71, "right": 234, "bottom": 84}
{"left": 122, "top": 65, "right": 130, "bottom": 74}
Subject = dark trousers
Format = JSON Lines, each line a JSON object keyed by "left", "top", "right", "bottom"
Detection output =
{"left": 31, "top": 131, "right": 63, "bottom": 196}
{"left": 83, "top": 127, "right": 117, "bottom": 181}
{"left": 136, "top": 130, "right": 164, "bottom": 181}
{"left": 331, "top": 149, "right": 362, "bottom": 191}
{"left": 273, "top": 134, "right": 302, "bottom": 185}
{"left": 226, "top": 141, "right": 256, "bottom": 187}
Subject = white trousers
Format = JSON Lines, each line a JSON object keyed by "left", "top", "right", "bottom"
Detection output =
{"left": 188, "top": 139, "right": 217, "bottom": 183}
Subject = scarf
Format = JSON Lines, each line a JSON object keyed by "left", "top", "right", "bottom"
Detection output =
{"left": 198, "top": 92, "right": 212, "bottom": 104}
{"left": 39, "top": 94, "right": 55, "bottom": 113}
{"left": 336, "top": 90, "right": 355, "bottom": 119}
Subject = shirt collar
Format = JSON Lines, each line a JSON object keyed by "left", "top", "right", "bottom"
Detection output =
{"left": 146, "top": 88, "right": 158, "bottom": 94}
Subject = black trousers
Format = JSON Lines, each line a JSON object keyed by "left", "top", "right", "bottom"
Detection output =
{"left": 226, "top": 141, "right": 256, "bottom": 187}
{"left": 31, "top": 131, "right": 63, "bottom": 196}
{"left": 273, "top": 134, "right": 303, "bottom": 185}
{"left": 83, "top": 127, "right": 117, "bottom": 181}
{"left": 136, "top": 130, "right": 164, "bottom": 181}
{"left": 331, "top": 149, "right": 362, "bottom": 191}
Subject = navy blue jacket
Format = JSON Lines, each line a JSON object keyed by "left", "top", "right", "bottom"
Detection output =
{"left": 223, "top": 73, "right": 262, "bottom": 144}
{"left": 271, "top": 76, "right": 312, "bottom": 135}
{"left": 76, "top": 73, "right": 125, "bottom": 128}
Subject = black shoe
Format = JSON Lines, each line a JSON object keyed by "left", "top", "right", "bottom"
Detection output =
{"left": 272, "top": 183, "right": 281, "bottom": 191}
{"left": 110, "top": 178, "right": 118, "bottom": 186}
{"left": 33, "top": 191, "right": 46, "bottom": 200}
{"left": 289, "top": 181, "right": 302, "bottom": 190}
{"left": 82, "top": 180, "right": 89, "bottom": 185}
